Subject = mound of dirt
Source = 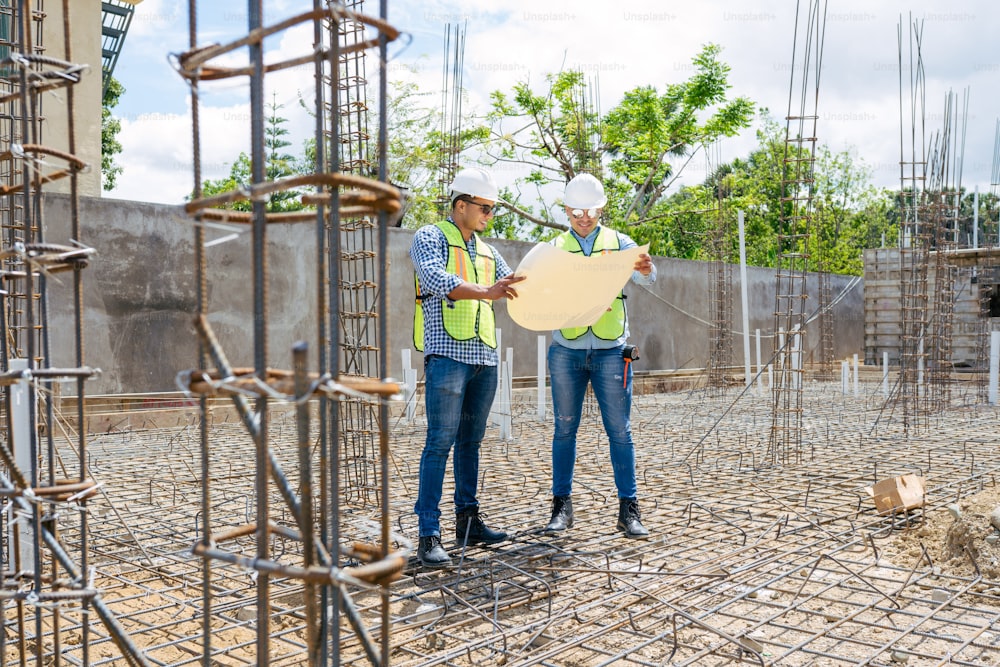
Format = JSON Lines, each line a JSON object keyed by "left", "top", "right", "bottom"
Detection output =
{"left": 886, "top": 485, "right": 1000, "bottom": 581}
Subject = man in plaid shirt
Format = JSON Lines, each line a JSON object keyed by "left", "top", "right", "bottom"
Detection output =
{"left": 410, "top": 167, "right": 525, "bottom": 568}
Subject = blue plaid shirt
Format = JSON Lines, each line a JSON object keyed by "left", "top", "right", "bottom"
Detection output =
{"left": 410, "top": 220, "right": 513, "bottom": 366}
{"left": 551, "top": 226, "right": 656, "bottom": 350}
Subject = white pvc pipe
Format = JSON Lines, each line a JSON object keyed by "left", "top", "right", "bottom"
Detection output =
{"left": 791, "top": 330, "right": 802, "bottom": 390}
{"left": 853, "top": 353, "right": 859, "bottom": 396}
{"left": 490, "top": 328, "right": 503, "bottom": 420}
{"left": 842, "top": 361, "right": 849, "bottom": 395}
{"left": 973, "top": 186, "right": 980, "bottom": 283}
{"left": 777, "top": 329, "right": 786, "bottom": 388}
{"left": 990, "top": 332, "right": 1000, "bottom": 405}
{"left": 401, "top": 349, "right": 415, "bottom": 423}
{"left": 739, "top": 211, "right": 752, "bottom": 387}
{"left": 974, "top": 186, "right": 980, "bottom": 250}
{"left": 500, "top": 349, "right": 513, "bottom": 440}
{"left": 755, "top": 329, "right": 763, "bottom": 393}
{"left": 11, "top": 359, "right": 32, "bottom": 568}
{"left": 918, "top": 337, "right": 925, "bottom": 398}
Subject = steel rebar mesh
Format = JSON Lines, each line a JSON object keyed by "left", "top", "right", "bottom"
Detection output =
{"left": 9, "top": 4, "right": 1000, "bottom": 666}
{"left": 25, "top": 375, "right": 1000, "bottom": 666}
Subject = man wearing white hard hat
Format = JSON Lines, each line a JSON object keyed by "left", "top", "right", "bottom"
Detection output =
{"left": 409, "top": 166, "right": 526, "bottom": 568}
{"left": 542, "top": 172, "right": 655, "bottom": 539}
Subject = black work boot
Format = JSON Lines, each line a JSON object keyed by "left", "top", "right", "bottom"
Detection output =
{"left": 455, "top": 509, "right": 508, "bottom": 546}
{"left": 417, "top": 535, "right": 451, "bottom": 568}
{"left": 543, "top": 495, "right": 574, "bottom": 534}
{"left": 617, "top": 498, "right": 649, "bottom": 539}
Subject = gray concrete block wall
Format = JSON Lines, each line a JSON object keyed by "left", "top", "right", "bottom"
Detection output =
{"left": 45, "top": 193, "right": 863, "bottom": 395}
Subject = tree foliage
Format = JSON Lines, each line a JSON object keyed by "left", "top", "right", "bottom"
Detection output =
{"left": 371, "top": 71, "right": 492, "bottom": 229}
{"left": 646, "top": 113, "right": 898, "bottom": 275}
{"left": 604, "top": 44, "right": 755, "bottom": 223}
{"left": 480, "top": 44, "right": 755, "bottom": 234}
{"left": 101, "top": 76, "right": 125, "bottom": 191}
{"left": 486, "top": 70, "right": 600, "bottom": 184}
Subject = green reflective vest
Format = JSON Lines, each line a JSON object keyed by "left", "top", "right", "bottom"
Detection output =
{"left": 553, "top": 226, "right": 627, "bottom": 341}
{"left": 413, "top": 221, "right": 498, "bottom": 351}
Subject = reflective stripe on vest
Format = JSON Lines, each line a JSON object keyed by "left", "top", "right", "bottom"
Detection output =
{"left": 552, "top": 226, "right": 627, "bottom": 341}
{"left": 413, "top": 221, "right": 498, "bottom": 351}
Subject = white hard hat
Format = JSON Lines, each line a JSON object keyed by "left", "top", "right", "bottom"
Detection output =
{"left": 563, "top": 173, "right": 607, "bottom": 209}
{"left": 448, "top": 167, "right": 499, "bottom": 203}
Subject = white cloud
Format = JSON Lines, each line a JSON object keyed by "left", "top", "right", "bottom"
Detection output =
{"left": 109, "top": 102, "right": 249, "bottom": 205}
{"left": 109, "top": 18, "right": 322, "bottom": 205}
{"left": 128, "top": 0, "right": 185, "bottom": 40}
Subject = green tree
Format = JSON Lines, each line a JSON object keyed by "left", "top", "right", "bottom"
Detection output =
{"left": 384, "top": 79, "right": 439, "bottom": 227}
{"left": 603, "top": 44, "right": 755, "bottom": 225}
{"left": 366, "top": 72, "right": 490, "bottom": 229}
{"left": 482, "top": 69, "right": 605, "bottom": 229}
{"left": 651, "top": 112, "right": 897, "bottom": 275}
{"left": 102, "top": 76, "right": 124, "bottom": 191}
{"left": 486, "top": 186, "right": 558, "bottom": 242}
{"left": 262, "top": 95, "right": 302, "bottom": 211}
{"left": 480, "top": 44, "right": 754, "bottom": 235}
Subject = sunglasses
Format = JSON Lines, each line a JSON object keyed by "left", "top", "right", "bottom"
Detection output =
{"left": 458, "top": 196, "right": 495, "bottom": 215}
{"left": 570, "top": 208, "right": 599, "bottom": 219}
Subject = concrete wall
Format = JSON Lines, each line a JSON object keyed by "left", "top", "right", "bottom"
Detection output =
{"left": 43, "top": 0, "right": 103, "bottom": 198}
{"left": 46, "top": 194, "right": 864, "bottom": 395}
{"left": 46, "top": 194, "right": 315, "bottom": 394}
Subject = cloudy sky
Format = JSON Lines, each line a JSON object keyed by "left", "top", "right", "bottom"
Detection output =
{"left": 106, "top": 0, "right": 998, "bottom": 207}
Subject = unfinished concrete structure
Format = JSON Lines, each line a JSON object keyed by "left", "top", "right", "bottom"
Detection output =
{"left": 5, "top": 3, "right": 1000, "bottom": 667}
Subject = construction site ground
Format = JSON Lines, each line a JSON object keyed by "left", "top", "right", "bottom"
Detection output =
{"left": 22, "top": 373, "right": 1000, "bottom": 666}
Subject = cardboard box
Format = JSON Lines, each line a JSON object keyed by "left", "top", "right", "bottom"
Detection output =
{"left": 864, "top": 474, "right": 925, "bottom": 516}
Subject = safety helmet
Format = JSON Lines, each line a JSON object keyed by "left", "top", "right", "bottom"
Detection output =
{"left": 448, "top": 167, "right": 499, "bottom": 203}
{"left": 563, "top": 173, "right": 607, "bottom": 209}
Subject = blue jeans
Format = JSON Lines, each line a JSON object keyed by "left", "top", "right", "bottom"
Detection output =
{"left": 415, "top": 354, "right": 498, "bottom": 536}
{"left": 548, "top": 343, "right": 637, "bottom": 499}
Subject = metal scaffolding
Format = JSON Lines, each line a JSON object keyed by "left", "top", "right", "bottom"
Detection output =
{"left": 100, "top": 0, "right": 138, "bottom": 95}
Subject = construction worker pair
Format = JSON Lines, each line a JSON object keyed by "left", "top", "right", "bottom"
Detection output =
{"left": 543, "top": 495, "right": 649, "bottom": 539}
{"left": 417, "top": 508, "right": 507, "bottom": 568}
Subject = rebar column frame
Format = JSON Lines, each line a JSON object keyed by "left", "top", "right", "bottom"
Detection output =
{"left": 435, "top": 21, "right": 465, "bottom": 215}
{"left": 896, "top": 14, "right": 931, "bottom": 432}
{"left": 177, "top": 4, "right": 403, "bottom": 666}
{"left": 0, "top": 1, "right": 152, "bottom": 665}
{"left": 768, "top": 0, "right": 827, "bottom": 466}
{"left": 705, "top": 158, "right": 734, "bottom": 391}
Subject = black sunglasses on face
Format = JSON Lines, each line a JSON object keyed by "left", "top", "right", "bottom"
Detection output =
{"left": 458, "top": 196, "right": 495, "bottom": 215}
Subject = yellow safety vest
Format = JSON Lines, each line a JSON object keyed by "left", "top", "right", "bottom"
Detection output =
{"left": 553, "top": 226, "right": 627, "bottom": 341}
{"left": 413, "top": 221, "right": 498, "bottom": 351}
